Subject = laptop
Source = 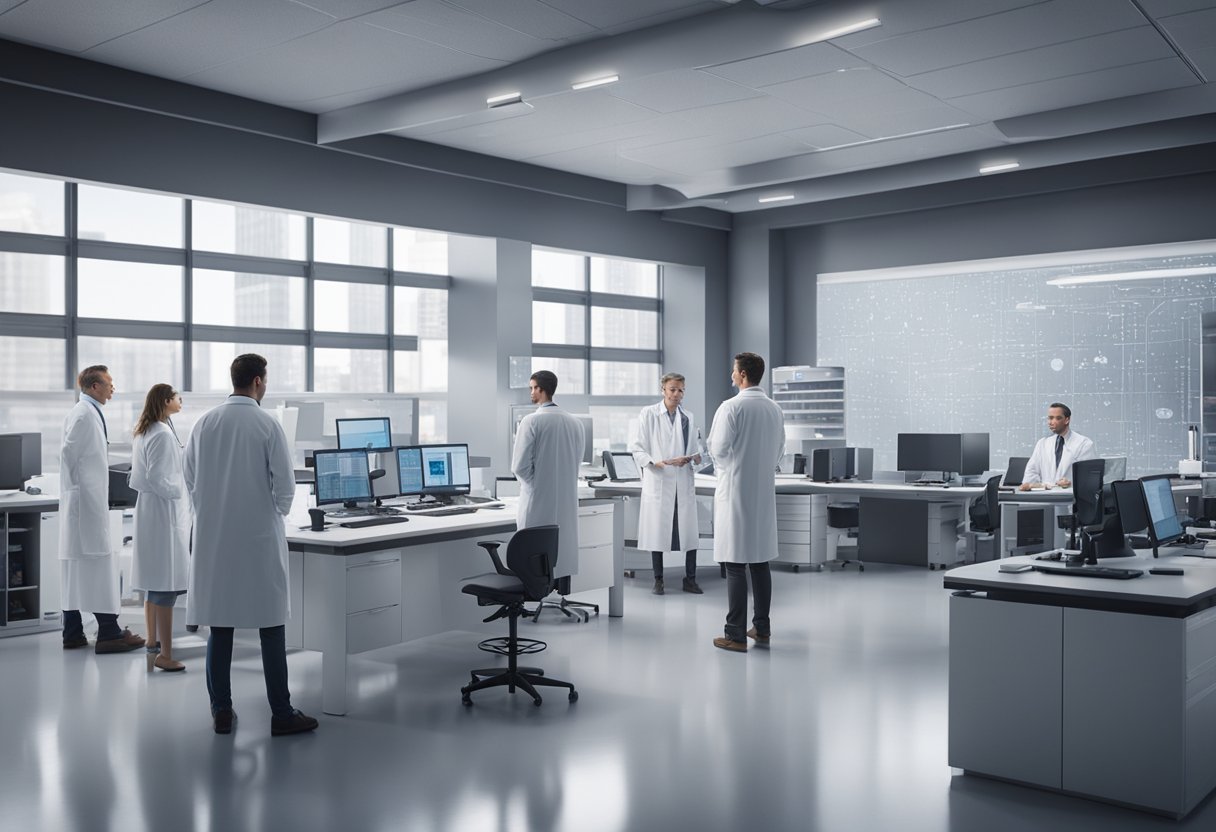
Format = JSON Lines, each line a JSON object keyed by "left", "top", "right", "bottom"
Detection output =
{"left": 999, "top": 456, "right": 1030, "bottom": 491}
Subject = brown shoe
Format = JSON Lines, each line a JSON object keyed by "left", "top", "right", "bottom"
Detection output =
{"left": 95, "top": 629, "right": 145, "bottom": 654}
{"left": 713, "top": 636, "right": 747, "bottom": 652}
{"left": 746, "top": 627, "right": 770, "bottom": 645}
{"left": 63, "top": 636, "right": 89, "bottom": 650}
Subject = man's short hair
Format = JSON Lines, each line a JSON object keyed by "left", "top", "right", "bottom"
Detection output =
{"left": 530, "top": 370, "right": 558, "bottom": 398}
{"left": 231, "top": 353, "right": 268, "bottom": 389}
{"left": 77, "top": 365, "right": 109, "bottom": 391}
{"left": 734, "top": 352, "right": 765, "bottom": 385}
{"left": 660, "top": 372, "right": 686, "bottom": 387}
{"left": 1049, "top": 402, "right": 1072, "bottom": 419}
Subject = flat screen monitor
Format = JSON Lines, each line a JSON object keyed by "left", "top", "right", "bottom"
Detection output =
{"left": 1003, "top": 456, "right": 1029, "bottom": 487}
{"left": 313, "top": 449, "right": 373, "bottom": 507}
{"left": 572, "top": 414, "right": 594, "bottom": 465}
{"left": 897, "top": 433, "right": 962, "bottom": 474}
{"left": 0, "top": 433, "right": 40, "bottom": 490}
{"left": 959, "top": 433, "right": 990, "bottom": 476}
{"left": 396, "top": 446, "right": 425, "bottom": 497}
{"left": 336, "top": 417, "right": 393, "bottom": 452}
{"left": 603, "top": 451, "right": 640, "bottom": 482}
{"left": 1142, "top": 475, "right": 1184, "bottom": 551}
{"left": 419, "top": 444, "right": 471, "bottom": 496}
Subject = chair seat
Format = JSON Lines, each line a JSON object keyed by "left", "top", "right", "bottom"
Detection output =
{"left": 827, "top": 503, "right": 859, "bottom": 528}
{"left": 462, "top": 572, "right": 527, "bottom": 605}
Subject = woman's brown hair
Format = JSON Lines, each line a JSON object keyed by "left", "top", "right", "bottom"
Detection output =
{"left": 133, "top": 383, "right": 177, "bottom": 436}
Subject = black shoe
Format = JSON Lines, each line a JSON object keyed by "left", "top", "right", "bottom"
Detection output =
{"left": 652, "top": 577, "right": 665, "bottom": 595}
{"left": 63, "top": 635, "right": 89, "bottom": 650}
{"left": 186, "top": 624, "right": 199, "bottom": 633}
{"left": 213, "top": 709, "right": 236, "bottom": 735}
{"left": 682, "top": 577, "right": 703, "bottom": 594}
{"left": 271, "top": 709, "right": 318, "bottom": 736}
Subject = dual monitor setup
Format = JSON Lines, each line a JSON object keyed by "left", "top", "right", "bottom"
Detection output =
{"left": 897, "top": 433, "right": 990, "bottom": 482}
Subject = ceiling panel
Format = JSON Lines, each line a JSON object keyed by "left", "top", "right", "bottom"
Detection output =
{"left": 903, "top": 27, "right": 1176, "bottom": 100}
{"left": 782, "top": 123, "right": 871, "bottom": 150}
{"left": 543, "top": 0, "right": 714, "bottom": 30}
{"left": 847, "top": 0, "right": 1148, "bottom": 78}
{"left": 760, "top": 67, "right": 911, "bottom": 110}
{"left": 827, "top": 0, "right": 1048, "bottom": 47}
{"left": 621, "top": 133, "right": 814, "bottom": 176}
{"left": 947, "top": 58, "right": 1200, "bottom": 121}
{"left": 607, "top": 69, "right": 761, "bottom": 113}
{"left": 85, "top": 0, "right": 334, "bottom": 79}
{"left": 1157, "top": 8, "right": 1216, "bottom": 77}
{"left": 822, "top": 105, "right": 978, "bottom": 142}
{"left": 441, "top": 0, "right": 595, "bottom": 40}
{"left": 1136, "top": 1, "right": 1216, "bottom": 15}
{"left": 701, "top": 42, "right": 865, "bottom": 88}
{"left": 0, "top": 1, "right": 25, "bottom": 13}
{"left": 360, "top": 0, "right": 551, "bottom": 62}
{"left": 284, "top": 0, "right": 407, "bottom": 18}
{"left": 524, "top": 143, "right": 683, "bottom": 184}
{"left": 0, "top": 0, "right": 208, "bottom": 53}
{"left": 664, "top": 96, "right": 827, "bottom": 140}
{"left": 489, "top": 114, "right": 706, "bottom": 161}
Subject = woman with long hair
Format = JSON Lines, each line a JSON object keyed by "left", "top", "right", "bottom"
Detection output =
{"left": 129, "top": 384, "right": 190, "bottom": 672}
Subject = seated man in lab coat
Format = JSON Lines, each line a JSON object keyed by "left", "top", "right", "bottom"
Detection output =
{"left": 707, "top": 352, "right": 785, "bottom": 653}
{"left": 1019, "top": 402, "right": 1095, "bottom": 491}
{"left": 184, "top": 353, "right": 317, "bottom": 737}
{"left": 60, "top": 364, "right": 146, "bottom": 653}
{"left": 511, "top": 370, "right": 584, "bottom": 585}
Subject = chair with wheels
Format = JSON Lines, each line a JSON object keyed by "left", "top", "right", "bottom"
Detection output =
{"left": 532, "top": 575, "right": 599, "bottom": 623}
{"left": 966, "top": 474, "right": 1002, "bottom": 560}
{"left": 826, "top": 502, "right": 863, "bottom": 571}
{"left": 460, "top": 525, "right": 578, "bottom": 706}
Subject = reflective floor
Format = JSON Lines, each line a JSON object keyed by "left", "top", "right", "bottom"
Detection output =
{"left": 2, "top": 564, "right": 1214, "bottom": 832}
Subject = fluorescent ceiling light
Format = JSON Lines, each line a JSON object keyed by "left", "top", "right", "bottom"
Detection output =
{"left": 1047, "top": 267, "right": 1216, "bottom": 286}
{"left": 572, "top": 75, "right": 619, "bottom": 91}
{"left": 813, "top": 123, "right": 970, "bottom": 153}
{"left": 979, "top": 162, "right": 1020, "bottom": 174}
{"left": 486, "top": 92, "right": 522, "bottom": 107}
{"left": 807, "top": 17, "right": 881, "bottom": 43}
{"left": 758, "top": 194, "right": 796, "bottom": 203}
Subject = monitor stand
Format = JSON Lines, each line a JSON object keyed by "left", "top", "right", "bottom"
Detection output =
{"left": 328, "top": 500, "right": 372, "bottom": 518}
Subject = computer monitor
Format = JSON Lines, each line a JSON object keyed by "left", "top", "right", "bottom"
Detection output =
{"left": 897, "top": 434, "right": 961, "bottom": 476}
{"left": 959, "top": 433, "right": 990, "bottom": 476}
{"left": 1073, "top": 460, "right": 1135, "bottom": 563}
{"left": 1111, "top": 479, "right": 1150, "bottom": 539}
{"left": 0, "top": 433, "right": 40, "bottom": 491}
{"left": 396, "top": 446, "right": 425, "bottom": 498}
{"left": 336, "top": 417, "right": 393, "bottom": 452}
{"left": 1003, "top": 456, "right": 1029, "bottom": 487}
{"left": 844, "top": 447, "right": 874, "bottom": 481}
{"left": 313, "top": 449, "right": 373, "bottom": 508}
{"left": 419, "top": 444, "right": 471, "bottom": 499}
{"left": 572, "top": 414, "right": 595, "bottom": 465}
{"left": 1141, "top": 475, "right": 1184, "bottom": 556}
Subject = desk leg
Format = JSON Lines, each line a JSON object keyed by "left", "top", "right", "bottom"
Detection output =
{"left": 310, "top": 553, "right": 349, "bottom": 716}
{"left": 609, "top": 500, "right": 624, "bottom": 618}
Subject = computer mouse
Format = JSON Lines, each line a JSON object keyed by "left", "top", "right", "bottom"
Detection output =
{"left": 24, "top": 486, "right": 41, "bottom": 495}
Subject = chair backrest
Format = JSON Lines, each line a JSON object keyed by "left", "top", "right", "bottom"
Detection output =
{"left": 1111, "top": 479, "right": 1149, "bottom": 535}
{"left": 506, "top": 525, "right": 559, "bottom": 601}
{"left": 1071, "top": 458, "right": 1106, "bottom": 527}
{"left": 969, "top": 475, "right": 1002, "bottom": 531}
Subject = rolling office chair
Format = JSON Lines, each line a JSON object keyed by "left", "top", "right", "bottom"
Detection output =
{"left": 459, "top": 525, "right": 578, "bottom": 707}
{"left": 966, "top": 475, "right": 1002, "bottom": 560}
{"left": 826, "top": 502, "right": 863, "bottom": 571}
{"left": 533, "top": 576, "right": 599, "bottom": 623}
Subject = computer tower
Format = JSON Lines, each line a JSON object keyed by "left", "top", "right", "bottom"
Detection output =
{"left": 811, "top": 447, "right": 846, "bottom": 482}
{"left": 846, "top": 447, "right": 874, "bottom": 481}
{"left": 0, "top": 433, "right": 40, "bottom": 490}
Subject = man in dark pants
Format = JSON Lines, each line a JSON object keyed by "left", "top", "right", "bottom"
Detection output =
{"left": 705, "top": 353, "right": 785, "bottom": 652}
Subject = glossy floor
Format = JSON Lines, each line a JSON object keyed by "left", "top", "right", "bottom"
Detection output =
{"left": 1, "top": 565, "right": 1212, "bottom": 832}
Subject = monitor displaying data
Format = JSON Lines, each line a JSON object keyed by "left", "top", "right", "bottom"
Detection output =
{"left": 336, "top": 417, "right": 393, "bottom": 452}
{"left": 420, "top": 444, "right": 471, "bottom": 495}
{"left": 1141, "top": 476, "right": 1184, "bottom": 547}
{"left": 396, "top": 446, "right": 425, "bottom": 497}
{"left": 313, "top": 449, "right": 373, "bottom": 506}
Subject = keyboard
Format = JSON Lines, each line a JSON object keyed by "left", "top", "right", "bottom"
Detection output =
{"left": 339, "top": 516, "right": 410, "bottom": 529}
{"left": 410, "top": 506, "right": 478, "bottom": 517}
{"left": 1032, "top": 564, "right": 1143, "bottom": 580}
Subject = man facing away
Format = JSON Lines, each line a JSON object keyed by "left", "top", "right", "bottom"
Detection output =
{"left": 707, "top": 352, "right": 785, "bottom": 653}
{"left": 1019, "top": 402, "right": 1095, "bottom": 491}
{"left": 184, "top": 353, "right": 317, "bottom": 736}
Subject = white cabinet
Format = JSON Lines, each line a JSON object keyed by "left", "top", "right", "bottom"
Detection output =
{"left": 569, "top": 502, "right": 615, "bottom": 592}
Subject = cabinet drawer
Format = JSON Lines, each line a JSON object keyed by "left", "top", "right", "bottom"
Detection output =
{"left": 777, "top": 529, "right": 812, "bottom": 545}
{"left": 346, "top": 556, "right": 402, "bottom": 613}
{"left": 579, "top": 512, "right": 614, "bottom": 548}
{"left": 777, "top": 518, "right": 811, "bottom": 532}
{"left": 347, "top": 604, "right": 402, "bottom": 654}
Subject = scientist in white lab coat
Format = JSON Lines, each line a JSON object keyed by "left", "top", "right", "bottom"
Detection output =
{"left": 59, "top": 364, "right": 146, "bottom": 654}
{"left": 130, "top": 383, "right": 190, "bottom": 672}
{"left": 1019, "top": 402, "right": 1096, "bottom": 491}
{"left": 184, "top": 354, "right": 317, "bottom": 736}
{"left": 631, "top": 372, "right": 704, "bottom": 596}
{"left": 512, "top": 370, "right": 584, "bottom": 577}
{"left": 707, "top": 352, "right": 785, "bottom": 653}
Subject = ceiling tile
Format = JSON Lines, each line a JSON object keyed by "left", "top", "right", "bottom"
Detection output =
{"left": 903, "top": 27, "right": 1176, "bottom": 99}
{"left": 1135, "top": 1, "right": 1216, "bottom": 16}
{"left": 620, "top": 133, "right": 814, "bottom": 176}
{"left": 0, "top": 0, "right": 208, "bottom": 53}
{"left": 1157, "top": 7, "right": 1216, "bottom": 77}
{"left": 825, "top": 105, "right": 979, "bottom": 141}
{"left": 828, "top": 0, "right": 1047, "bottom": 46}
{"left": 701, "top": 42, "right": 866, "bottom": 88}
{"left": 847, "top": 0, "right": 1149, "bottom": 77}
{"left": 287, "top": 0, "right": 407, "bottom": 18}
{"left": 781, "top": 124, "right": 870, "bottom": 150}
{"left": 441, "top": 0, "right": 595, "bottom": 40}
{"left": 542, "top": 0, "right": 714, "bottom": 30}
{"left": 761, "top": 67, "right": 912, "bottom": 110}
{"left": 666, "top": 96, "right": 827, "bottom": 139}
{"left": 85, "top": 0, "right": 334, "bottom": 79}
{"left": 0, "top": 1, "right": 26, "bottom": 13}
{"left": 524, "top": 143, "right": 683, "bottom": 185}
{"left": 947, "top": 57, "right": 1200, "bottom": 120}
{"left": 607, "top": 69, "right": 761, "bottom": 113}
{"left": 360, "top": 0, "right": 550, "bottom": 62}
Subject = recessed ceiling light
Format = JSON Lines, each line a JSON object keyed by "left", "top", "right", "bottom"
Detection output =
{"left": 486, "top": 92, "right": 523, "bottom": 107}
{"left": 572, "top": 75, "right": 619, "bottom": 91}
{"left": 806, "top": 17, "right": 881, "bottom": 44}
{"left": 1047, "top": 267, "right": 1216, "bottom": 286}
{"left": 758, "top": 194, "right": 796, "bottom": 203}
{"left": 979, "top": 162, "right": 1020, "bottom": 175}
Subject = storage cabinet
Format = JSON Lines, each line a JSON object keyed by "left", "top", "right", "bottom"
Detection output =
{"left": 0, "top": 503, "right": 56, "bottom": 636}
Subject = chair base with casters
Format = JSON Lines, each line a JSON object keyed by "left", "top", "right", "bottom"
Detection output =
{"left": 460, "top": 530, "right": 577, "bottom": 707}
{"left": 531, "top": 576, "right": 599, "bottom": 623}
{"left": 826, "top": 502, "right": 864, "bottom": 571}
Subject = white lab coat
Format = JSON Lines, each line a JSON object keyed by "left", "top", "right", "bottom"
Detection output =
{"left": 1023, "top": 430, "right": 1095, "bottom": 486}
{"left": 631, "top": 402, "right": 700, "bottom": 553}
{"left": 707, "top": 387, "right": 785, "bottom": 564}
{"left": 58, "top": 397, "right": 119, "bottom": 614}
{"left": 184, "top": 397, "right": 295, "bottom": 628}
{"left": 129, "top": 422, "right": 191, "bottom": 593}
{"left": 511, "top": 403, "right": 584, "bottom": 574}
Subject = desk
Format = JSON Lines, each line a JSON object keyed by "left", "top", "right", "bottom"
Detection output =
{"left": 284, "top": 498, "right": 623, "bottom": 715}
{"left": 943, "top": 553, "right": 1216, "bottom": 817}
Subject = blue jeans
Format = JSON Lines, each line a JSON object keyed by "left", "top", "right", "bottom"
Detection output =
{"left": 62, "top": 610, "right": 121, "bottom": 642}
{"left": 206, "top": 625, "right": 293, "bottom": 719}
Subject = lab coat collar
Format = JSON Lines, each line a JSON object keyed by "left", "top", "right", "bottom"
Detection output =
{"left": 736, "top": 386, "right": 767, "bottom": 397}
{"left": 81, "top": 392, "right": 106, "bottom": 411}
{"left": 226, "top": 395, "right": 260, "bottom": 406}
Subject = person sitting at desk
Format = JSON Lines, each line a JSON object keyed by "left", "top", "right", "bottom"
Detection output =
{"left": 1019, "top": 402, "right": 1095, "bottom": 491}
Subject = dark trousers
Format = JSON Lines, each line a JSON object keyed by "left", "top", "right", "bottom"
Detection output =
{"left": 62, "top": 610, "right": 121, "bottom": 642}
{"left": 206, "top": 625, "right": 293, "bottom": 719}
{"left": 651, "top": 550, "right": 697, "bottom": 580}
{"left": 723, "top": 562, "right": 771, "bottom": 642}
